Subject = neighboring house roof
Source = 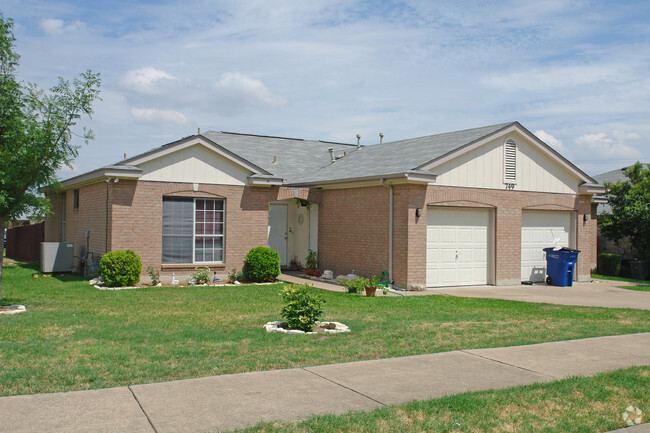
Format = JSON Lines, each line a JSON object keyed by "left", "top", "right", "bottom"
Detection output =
{"left": 593, "top": 163, "right": 649, "bottom": 213}
{"left": 57, "top": 121, "right": 603, "bottom": 191}
{"left": 593, "top": 164, "right": 649, "bottom": 184}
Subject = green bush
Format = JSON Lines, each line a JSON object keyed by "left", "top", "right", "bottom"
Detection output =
{"left": 280, "top": 283, "right": 324, "bottom": 332}
{"left": 598, "top": 253, "right": 621, "bottom": 276}
{"left": 99, "top": 250, "right": 142, "bottom": 287}
{"left": 190, "top": 267, "right": 211, "bottom": 285}
{"left": 228, "top": 268, "right": 243, "bottom": 282}
{"left": 242, "top": 246, "right": 280, "bottom": 282}
{"left": 339, "top": 275, "right": 383, "bottom": 294}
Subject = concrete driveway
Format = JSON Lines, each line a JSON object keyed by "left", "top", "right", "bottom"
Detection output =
{"left": 427, "top": 280, "right": 650, "bottom": 310}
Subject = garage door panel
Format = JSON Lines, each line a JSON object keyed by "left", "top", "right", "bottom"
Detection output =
{"left": 427, "top": 207, "right": 490, "bottom": 288}
{"left": 521, "top": 210, "right": 572, "bottom": 282}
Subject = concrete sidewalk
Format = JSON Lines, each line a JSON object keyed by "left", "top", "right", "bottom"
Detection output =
{"left": 1, "top": 333, "right": 649, "bottom": 433}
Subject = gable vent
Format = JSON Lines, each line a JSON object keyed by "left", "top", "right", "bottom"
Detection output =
{"left": 504, "top": 139, "right": 517, "bottom": 183}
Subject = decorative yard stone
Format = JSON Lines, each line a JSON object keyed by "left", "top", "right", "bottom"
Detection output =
{"left": 0, "top": 305, "right": 26, "bottom": 315}
{"left": 407, "top": 283, "right": 425, "bottom": 291}
{"left": 263, "top": 320, "right": 350, "bottom": 334}
{"left": 322, "top": 270, "right": 334, "bottom": 280}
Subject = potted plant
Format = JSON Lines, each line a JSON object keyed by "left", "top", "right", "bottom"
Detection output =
{"left": 340, "top": 276, "right": 385, "bottom": 296}
{"left": 305, "top": 249, "right": 319, "bottom": 276}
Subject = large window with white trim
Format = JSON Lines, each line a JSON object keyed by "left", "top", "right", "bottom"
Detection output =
{"left": 162, "top": 197, "right": 225, "bottom": 264}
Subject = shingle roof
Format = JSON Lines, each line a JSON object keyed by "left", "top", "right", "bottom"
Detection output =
{"left": 200, "top": 131, "right": 356, "bottom": 183}
{"left": 593, "top": 164, "right": 649, "bottom": 184}
{"left": 66, "top": 121, "right": 593, "bottom": 188}
{"left": 201, "top": 123, "right": 513, "bottom": 185}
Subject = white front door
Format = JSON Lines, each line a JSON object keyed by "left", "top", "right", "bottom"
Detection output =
{"left": 268, "top": 204, "right": 288, "bottom": 266}
{"left": 521, "top": 210, "right": 572, "bottom": 282}
{"left": 427, "top": 207, "right": 489, "bottom": 287}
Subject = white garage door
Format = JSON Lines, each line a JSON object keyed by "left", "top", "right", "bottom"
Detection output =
{"left": 427, "top": 207, "right": 489, "bottom": 287}
{"left": 521, "top": 210, "right": 572, "bottom": 282}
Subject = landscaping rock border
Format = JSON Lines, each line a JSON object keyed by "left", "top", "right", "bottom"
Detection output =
{"left": 263, "top": 320, "right": 350, "bottom": 334}
{"left": 0, "top": 304, "right": 26, "bottom": 315}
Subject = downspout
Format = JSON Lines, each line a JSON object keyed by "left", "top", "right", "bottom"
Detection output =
{"left": 380, "top": 179, "right": 393, "bottom": 283}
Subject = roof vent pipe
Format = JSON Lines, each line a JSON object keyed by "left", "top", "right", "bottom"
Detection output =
{"left": 328, "top": 147, "right": 335, "bottom": 163}
{"left": 379, "top": 132, "right": 384, "bottom": 144}
{"left": 356, "top": 134, "right": 361, "bottom": 149}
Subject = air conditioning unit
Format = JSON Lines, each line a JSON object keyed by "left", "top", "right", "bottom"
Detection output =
{"left": 41, "top": 242, "right": 74, "bottom": 273}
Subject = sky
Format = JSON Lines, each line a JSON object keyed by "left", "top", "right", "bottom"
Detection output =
{"left": 2, "top": 0, "right": 650, "bottom": 179}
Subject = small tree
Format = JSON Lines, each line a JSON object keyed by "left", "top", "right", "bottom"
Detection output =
{"left": 0, "top": 16, "right": 101, "bottom": 302}
{"left": 600, "top": 162, "right": 650, "bottom": 261}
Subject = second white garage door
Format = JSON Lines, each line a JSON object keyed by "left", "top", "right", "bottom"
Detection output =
{"left": 427, "top": 207, "right": 490, "bottom": 287}
{"left": 521, "top": 210, "right": 573, "bottom": 282}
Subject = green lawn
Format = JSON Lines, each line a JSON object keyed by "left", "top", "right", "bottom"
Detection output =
{"left": 1, "top": 262, "right": 650, "bottom": 397}
{"left": 592, "top": 273, "right": 650, "bottom": 292}
{"left": 233, "top": 366, "right": 650, "bottom": 433}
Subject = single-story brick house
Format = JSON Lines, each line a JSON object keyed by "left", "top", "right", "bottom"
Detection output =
{"left": 44, "top": 121, "right": 605, "bottom": 288}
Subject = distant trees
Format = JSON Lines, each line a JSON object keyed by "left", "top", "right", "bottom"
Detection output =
{"left": 600, "top": 162, "right": 650, "bottom": 261}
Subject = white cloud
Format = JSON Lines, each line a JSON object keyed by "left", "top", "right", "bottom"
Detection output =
{"left": 121, "top": 67, "right": 177, "bottom": 95}
{"left": 534, "top": 130, "right": 565, "bottom": 152}
{"left": 130, "top": 108, "right": 189, "bottom": 125}
{"left": 575, "top": 132, "right": 640, "bottom": 159}
{"left": 213, "top": 72, "right": 287, "bottom": 109}
{"left": 40, "top": 18, "right": 84, "bottom": 35}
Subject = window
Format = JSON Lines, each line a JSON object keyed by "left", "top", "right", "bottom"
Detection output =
{"left": 503, "top": 139, "right": 517, "bottom": 183}
{"left": 73, "top": 189, "right": 79, "bottom": 209}
{"left": 162, "top": 197, "right": 225, "bottom": 264}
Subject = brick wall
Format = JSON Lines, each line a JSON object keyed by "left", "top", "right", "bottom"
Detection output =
{"left": 318, "top": 186, "right": 390, "bottom": 279}
{"left": 53, "top": 181, "right": 111, "bottom": 271}
{"left": 109, "top": 181, "right": 275, "bottom": 282}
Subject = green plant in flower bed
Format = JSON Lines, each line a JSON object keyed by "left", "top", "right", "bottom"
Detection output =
{"left": 190, "top": 267, "right": 211, "bottom": 285}
{"left": 146, "top": 266, "right": 160, "bottom": 286}
{"left": 228, "top": 268, "right": 243, "bottom": 282}
{"left": 280, "top": 283, "right": 323, "bottom": 332}
{"left": 243, "top": 246, "right": 280, "bottom": 282}
{"left": 340, "top": 276, "right": 384, "bottom": 294}
{"left": 99, "top": 250, "right": 142, "bottom": 287}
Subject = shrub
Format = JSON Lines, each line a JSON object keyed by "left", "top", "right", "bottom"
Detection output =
{"left": 146, "top": 265, "right": 160, "bottom": 286}
{"left": 99, "top": 250, "right": 142, "bottom": 287}
{"left": 598, "top": 253, "right": 621, "bottom": 276}
{"left": 190, "top": 267, "right": 211, "bottom": 285}
{"left": 228, "top": 268, "right": 243, "bottom": 282}
{"left": 340, "top": 275, "right": 384, "bottom": 294}
{"left": 280, "top": 283, "right": 324, "bottom": 332}
{"left": 243, "top": 246, "right": 280, "bottom": 282}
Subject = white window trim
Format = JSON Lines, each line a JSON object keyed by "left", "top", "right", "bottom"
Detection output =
{"left": 192, "top": 198, "right": 225, "bottom": 264}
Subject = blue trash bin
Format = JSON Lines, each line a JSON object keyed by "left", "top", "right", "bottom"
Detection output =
{"left": 543, "top": 247, "right": 580, "bottom": 287}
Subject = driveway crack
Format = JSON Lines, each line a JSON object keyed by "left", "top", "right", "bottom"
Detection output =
{"left": 129, "top": 386, "right": 159, "bottom": 433}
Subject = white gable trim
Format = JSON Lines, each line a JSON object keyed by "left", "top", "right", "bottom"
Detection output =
{"left": 125, "top": 135, "right": 271, "bottom": 175}
{"left": 418, "top": 123, "right": 596, "bottom": 185}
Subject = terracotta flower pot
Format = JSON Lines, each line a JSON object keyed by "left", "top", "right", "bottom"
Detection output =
{"left": 312, "top": 270, "right": 321, "bottom": 277}
{"left": 365, "top": 286, "right": 377, "bottom": 297}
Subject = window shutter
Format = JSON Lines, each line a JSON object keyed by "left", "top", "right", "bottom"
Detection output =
{"left": 504, "top": 139, "right": 516, "bottom": 183}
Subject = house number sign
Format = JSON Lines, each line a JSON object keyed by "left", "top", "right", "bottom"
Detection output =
{"left": 505, "top": 183, "right": 515, "bottom": 190}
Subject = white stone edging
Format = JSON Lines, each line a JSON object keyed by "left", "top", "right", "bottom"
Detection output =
{"left": 0, "top": 304, "right": 27, "bottom": 315}
{"left": 263, "top": 320, "right": 350, "bottom": 334}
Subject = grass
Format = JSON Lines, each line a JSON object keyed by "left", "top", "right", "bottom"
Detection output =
{"left": 592, "top": 273, "right": 650, "bottom": 292}
{"left": 1, "top": 262, "right": 649, "bottom": 397}
{"left": 232, "top": 366, "right": 650, "bottom": 433}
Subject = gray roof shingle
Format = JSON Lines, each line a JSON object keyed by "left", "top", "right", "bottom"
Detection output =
{"left": 201, "top": 123, "right": 513, "bottom": 184}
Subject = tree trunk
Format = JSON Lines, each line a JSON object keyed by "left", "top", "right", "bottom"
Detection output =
{"left": 0, "top": 215, "right": 5, "bottom": 303}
